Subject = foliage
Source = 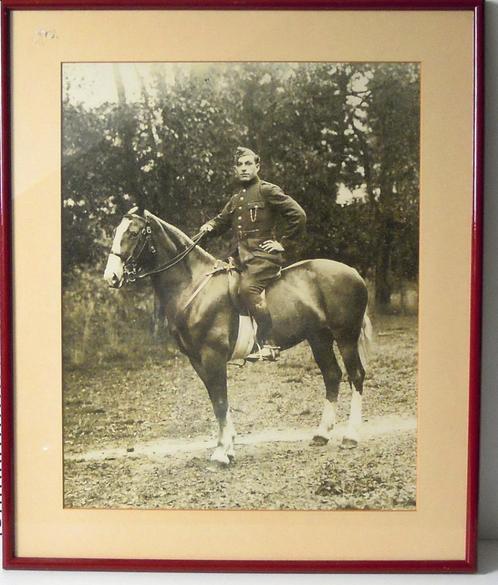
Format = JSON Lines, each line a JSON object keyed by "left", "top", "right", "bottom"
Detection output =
{"left": 62, "top": 268, "right": 171, "bottom": 368}
{"left": 62, "top": 62, "right": 419, "bottom": 307}
{"left": 62, "top": 63, "right": 420, "bottom": 363}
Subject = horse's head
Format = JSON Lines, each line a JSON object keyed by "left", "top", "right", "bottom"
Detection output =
{"left": 104, "top": 207, "right": 210, "bottom": 288}
{"left": 104, "top": 207, "right": 153, "bottom": 288}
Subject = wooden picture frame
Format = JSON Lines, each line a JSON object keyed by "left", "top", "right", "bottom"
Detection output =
{"left": 1, "top": 0, "right": 483, "bottom": 573}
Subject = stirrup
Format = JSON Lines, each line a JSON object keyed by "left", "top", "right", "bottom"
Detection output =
{"left": 246, "top": 344, "right": 280, "bottom": 362}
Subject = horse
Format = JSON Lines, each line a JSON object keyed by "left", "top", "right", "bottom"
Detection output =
{"left": 104, "top": 207, "right": 372, "bottom": 466}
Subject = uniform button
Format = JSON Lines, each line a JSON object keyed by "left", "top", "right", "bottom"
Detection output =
{"left": 238, "top": 225, "right": 242, "bottom": 229}
{"left": 238, "top": 206, "right": 242, "bottom": 209}
{"left": 238, "top": 216, "right": 242, "bottom": 220}
{"left": 242, "top": 189, "right": 246, "bottom": 193}
{"left": 240, "top": 196, "right": 244, "bottom": 201}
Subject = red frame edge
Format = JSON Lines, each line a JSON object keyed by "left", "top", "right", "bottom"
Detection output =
{"left": 465, "top": 0, "right": 484, "bottom": 573}
{"left": 1, "top": 1, "right": 15, "bottom": 573}
{"left": 0, "top": 0, "right": 487, "bottom": 10}
{"left": 0, "top": 0, "right": 484, "bottom": 574}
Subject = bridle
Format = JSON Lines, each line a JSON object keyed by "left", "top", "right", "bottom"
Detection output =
{"left": 112, "top": 214, "right": 205, "bottom": 283}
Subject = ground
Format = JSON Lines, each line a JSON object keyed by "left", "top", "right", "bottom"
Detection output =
{"left": 63, "top": 315, "right": 417, "bottom": 511}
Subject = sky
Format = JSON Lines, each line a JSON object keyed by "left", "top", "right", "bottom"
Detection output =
{"left": 63, "top": 63, "right": 173, "bottom": 108}
{"left": 63, "top": 61, "right": 370, "bottom": 108}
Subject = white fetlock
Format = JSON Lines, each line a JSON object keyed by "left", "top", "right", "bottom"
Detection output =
{"left": 313, "top": 428, "right": 331, "bottom": 442}
{"left": 342, "top": 389, "right": 362, "bottom": 446}
{"left": 344, "top": 422, "right": 360, "bottom": 442}
{"left": 342, "top": 426, "right": 360, "bottom": 445}
{"left": 210, "top": 447, "right": 230, "bottom": 465}
{"left": 313, "top": 400, "right": 336, "bottom": 443}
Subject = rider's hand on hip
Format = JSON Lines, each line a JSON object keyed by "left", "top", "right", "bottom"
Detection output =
{"left": 260, "top": 240, "right": 284, "bottom": 253}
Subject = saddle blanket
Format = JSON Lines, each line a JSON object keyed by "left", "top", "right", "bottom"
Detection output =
{"left": 231, "top": 315, "right": 258, "bottom": 360}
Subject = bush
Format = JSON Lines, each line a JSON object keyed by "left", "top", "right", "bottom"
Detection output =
{"left": 62, "top": 268, "right": 171, "bottom": 369}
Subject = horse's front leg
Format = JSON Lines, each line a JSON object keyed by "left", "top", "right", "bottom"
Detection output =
{"left": 213, "top": 406, "right": 236, "bottom": 464}
{"left": 190, "top": 349, "right": 235, "bottom": 466}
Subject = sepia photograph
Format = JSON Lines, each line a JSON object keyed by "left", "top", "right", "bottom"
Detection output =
{"left": 62, "top": 61, "right": 419, "bottom": 511}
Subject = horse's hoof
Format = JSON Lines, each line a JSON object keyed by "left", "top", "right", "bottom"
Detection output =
{"left": 227, "top": 453, "right": 235, "bottom": 463}
{"left": 207, "top": 460, "right": 229, "bottom": 472}
{"left": 311, "top": 435, "right": 329, "bottom": 446}
{"left": 210, "top": 450, "right": 230, "bottom": 467}
{"left": 340, "top": 437, "right": 358, "bottom": 450}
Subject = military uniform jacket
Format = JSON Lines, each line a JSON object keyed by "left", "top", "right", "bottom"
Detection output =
{"left": 206, "top": 177, "right": 306, "bottom": 265}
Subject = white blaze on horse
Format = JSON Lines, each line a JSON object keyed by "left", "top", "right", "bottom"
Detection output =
{"left": 104, "top": 207, "right": 372, "bottom": 466}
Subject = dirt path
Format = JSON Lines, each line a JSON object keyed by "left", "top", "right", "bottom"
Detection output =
{"left": 66, "top": 414, "right": 416, "bottom": 463}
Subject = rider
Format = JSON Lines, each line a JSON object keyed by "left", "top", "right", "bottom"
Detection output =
{"left": 199, "top": 147, "right": 306, "bottom": 361}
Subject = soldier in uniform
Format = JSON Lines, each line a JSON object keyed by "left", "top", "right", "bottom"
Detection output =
{"left": 199, "top": 147, "right": 306, "bottom": 361}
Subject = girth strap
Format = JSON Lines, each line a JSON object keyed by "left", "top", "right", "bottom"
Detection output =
{"left": 183, "top": 260, "right": 232, "bottom": 311}
{"left": 183, "top": 273, "right": 215, "bottom": 311}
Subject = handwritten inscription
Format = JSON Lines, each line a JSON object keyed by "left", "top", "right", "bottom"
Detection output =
{"left": 34, "top": 29, "right": 57, "bottom": 44}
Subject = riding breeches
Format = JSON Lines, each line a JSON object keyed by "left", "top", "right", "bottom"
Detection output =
{"left": 238, "top": 256, "right": 281, "bottom": 345}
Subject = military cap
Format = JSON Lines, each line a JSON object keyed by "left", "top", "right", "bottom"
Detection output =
{"left": 234, "top": 146, "right": 260, "bottom": 164}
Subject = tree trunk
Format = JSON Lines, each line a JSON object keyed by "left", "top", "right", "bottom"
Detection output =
{"left": 374, "top": 180, "right": 395, "bottom": 312}
{"left": 113, "top": 64, "right": 140, "bottom": 207}
{"left": 375, "top": 214, "right": 393, "bottom": 312}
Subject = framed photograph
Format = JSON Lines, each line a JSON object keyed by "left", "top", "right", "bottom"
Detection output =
{"left": 1, "top": 0, "right": 483, "bottom": 573}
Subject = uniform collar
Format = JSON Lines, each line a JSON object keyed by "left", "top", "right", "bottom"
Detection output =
{"left": 238, "top": 176, "right": 260, "bottom": 189}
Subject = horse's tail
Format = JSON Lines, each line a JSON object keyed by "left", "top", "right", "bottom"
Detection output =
{"left": 358, "top": 313, "right": 373, "bottom": 371}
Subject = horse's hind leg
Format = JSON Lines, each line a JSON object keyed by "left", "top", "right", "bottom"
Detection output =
{"left": 308, "top": 332, "right": 342, "bottom": 446}
{"left": 336, "top": 338, "right": 365, "bottom": 449}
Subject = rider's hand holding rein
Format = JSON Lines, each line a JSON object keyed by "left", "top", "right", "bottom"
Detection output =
{"left": 200, "top": 222, "right": 215, "bottom": 234}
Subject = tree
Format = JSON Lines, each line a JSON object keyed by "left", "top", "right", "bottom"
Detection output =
{"left": 344, "top": 64, "right": 420, "bottom": 310}
{"left": 62, "top": 62, "right": 420, "bottom": 313}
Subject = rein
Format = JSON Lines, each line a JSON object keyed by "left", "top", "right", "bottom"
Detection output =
{"left": 134, "top": 231, "right": 205, "bottom": 280}
{"left": 115, "top": 215, "right": 205, "bottom": 282}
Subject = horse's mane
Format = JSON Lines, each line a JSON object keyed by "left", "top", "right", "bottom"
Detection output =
{"left": 144, "top": 210, "right": 215, "bottom": 263}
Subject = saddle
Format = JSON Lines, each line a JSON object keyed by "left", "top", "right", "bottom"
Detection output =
{"left": 182, "top": 258, "right": 258, "bottom": 361}
{"left": 225, "top": 262, "right": 260, "bottom": 360}
{"left": 183, "top": 258, "right": 264, "bottom": 360}
{"left": 198, "top": 257, "right": 264, "bottom": 315}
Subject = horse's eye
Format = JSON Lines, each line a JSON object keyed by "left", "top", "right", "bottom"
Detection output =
{"left": 129, "top": 230, "right": 139, "bottom": 238}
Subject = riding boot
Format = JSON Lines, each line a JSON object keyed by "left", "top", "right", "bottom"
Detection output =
{"left": 246, "top": 297, "right": 280, "bottom": 362}
{"left": 253, "top": 298, "right": 272, "bottom": 344}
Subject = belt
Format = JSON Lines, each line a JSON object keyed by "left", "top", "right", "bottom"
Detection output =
{"left": 236, "top": 229, "right": 272, "bottom": 238}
